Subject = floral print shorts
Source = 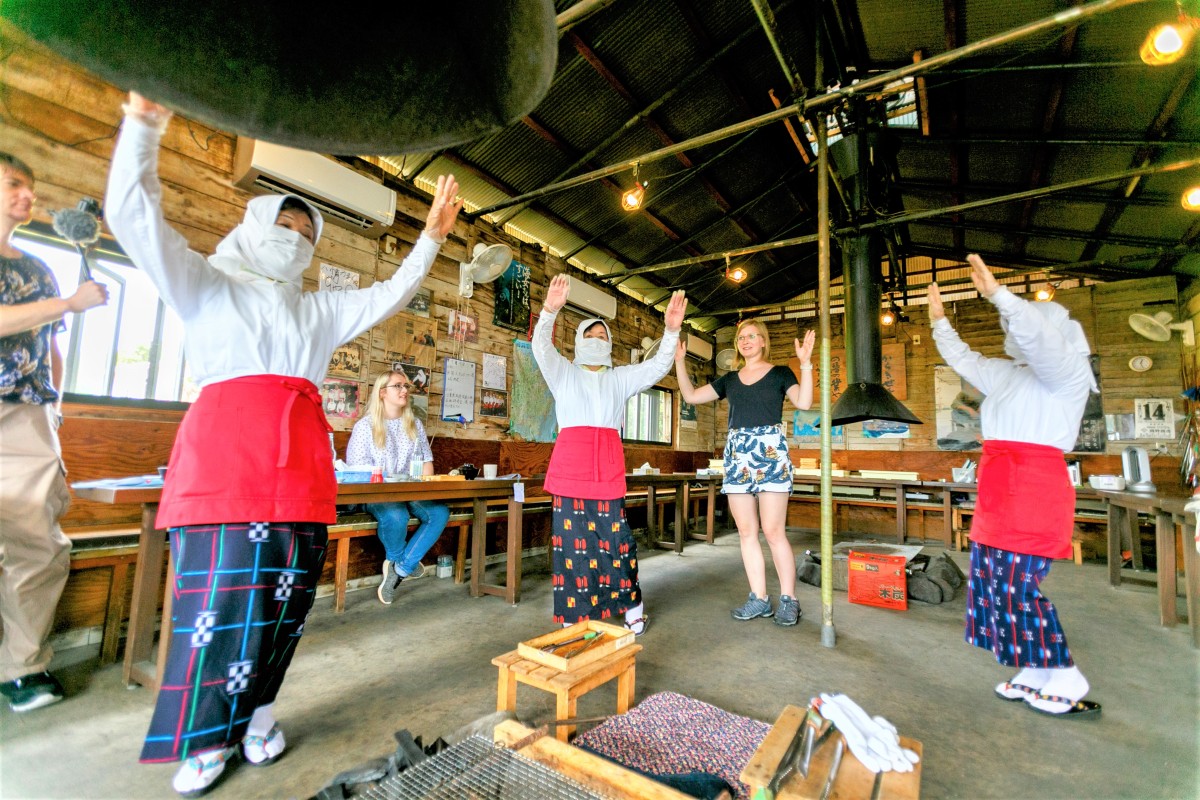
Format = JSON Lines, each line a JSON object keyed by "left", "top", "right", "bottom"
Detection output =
{"left": 722, "top": 425, "right": 793, "bottom": 494}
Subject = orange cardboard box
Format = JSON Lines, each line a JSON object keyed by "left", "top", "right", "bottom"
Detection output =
{"left": 847, "top": 550, "right": 908, "bottom": 610}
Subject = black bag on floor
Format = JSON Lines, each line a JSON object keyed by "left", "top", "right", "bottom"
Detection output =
{"left": 796, "top": 550, "right": 822, "bottom": 587}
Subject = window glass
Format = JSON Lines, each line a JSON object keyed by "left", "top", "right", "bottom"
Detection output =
{"left": 623, "top": 387, "right": 672, "bottom": 445}
{"left": 13, "top": 234, "right": 193, "bottom": 402}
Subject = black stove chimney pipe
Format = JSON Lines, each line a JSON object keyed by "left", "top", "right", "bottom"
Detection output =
{"left": 828, "top": 130, "right": 920, "bottom": 427}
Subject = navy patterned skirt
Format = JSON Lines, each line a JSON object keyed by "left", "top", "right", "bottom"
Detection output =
{"left": 140, "top": 521, "right": 327, "bottom": 762}
{"left": 550, "top": 496, "right": 639, "bottom": 624}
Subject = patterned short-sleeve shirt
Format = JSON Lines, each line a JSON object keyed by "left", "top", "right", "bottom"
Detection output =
{"left": 344, "top": 414, "right": 433, "bottom": 474}
{"left": 0, "top": 250, "right": 63, "bottom": 405}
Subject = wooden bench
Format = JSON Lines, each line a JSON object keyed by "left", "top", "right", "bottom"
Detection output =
{"left": 951, "top": 505, "right": 1089, "bottom": 564}
{"left": 328, "top": 499, "right": 558, "bottom": 612}
{"left": 66, "top": 527, "right": 141, "bottom": 666}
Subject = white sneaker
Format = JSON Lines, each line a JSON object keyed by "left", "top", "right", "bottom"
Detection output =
{"left": 242, "top": 725, "right": 286, "bottom": 766}
{"left": 172, "top": 746, "right": 237, "bottom": 797}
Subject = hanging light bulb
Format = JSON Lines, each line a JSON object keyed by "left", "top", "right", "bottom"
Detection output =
{"left": 1140, "top": 4, "right": 1198, "bottom": 65}
{"left": 1035, "top": 282, "right": 1058, "bottom": 302}
{"left": 621, "top": 163, "right": 646, "bottom": 211}
{"left": 1183, "top": 185, "right": 1200, "bottom": 211}
{"left": 724, "top": 255, "right": 747, "bottom": 283}
{"left": 881, "top": 307, "right": 896, "bottom": 326}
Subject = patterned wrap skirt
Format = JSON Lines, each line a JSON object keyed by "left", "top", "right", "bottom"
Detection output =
{"left": 721, "top": 425, "right": 793, "bottom": 495}
{"left": 550, "top": 496, "right": 639, "bottom": 624}
{"left": 140, "top": 521, "right": 328, "bottom": 763}
{"left": 964, "top": 541, "right": 1073, "bottom": 668}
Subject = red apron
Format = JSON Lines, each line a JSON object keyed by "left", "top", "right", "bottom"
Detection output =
{"left": 970, "top": 439, "right": 1074, "bottom": 559}
{"left": 544, "top": 426, "right": 626, "bottom": 501}
{"left": 156, "top": 375, "right": 335, "bottom": 528}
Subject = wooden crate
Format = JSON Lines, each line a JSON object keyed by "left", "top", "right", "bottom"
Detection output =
{"left": 517, "top": 620, "right": 634, "bottom": 672}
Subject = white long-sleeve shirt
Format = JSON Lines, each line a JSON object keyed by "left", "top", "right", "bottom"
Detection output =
{"left": 932, "top": 287, "right": 1093, "bottom": 452}
{"left": 532, "top": 308, "right": 679, "bottom": 429}
{"left": 105, "top": 117, "right": 441, "bottom": 387}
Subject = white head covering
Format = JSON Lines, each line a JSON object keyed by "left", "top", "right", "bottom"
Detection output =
{"left": 1002, "top": 301, "right": 1098, "bottom": 392}
{"left": 573, "top": 318, "right": 613, "bottom": 367}
{"left": 208, "top": 194, "right": 323, "bottom": 289}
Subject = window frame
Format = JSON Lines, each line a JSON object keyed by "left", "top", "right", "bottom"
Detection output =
{"left": 621, "top": 384, "right": 674, "bottom": 446}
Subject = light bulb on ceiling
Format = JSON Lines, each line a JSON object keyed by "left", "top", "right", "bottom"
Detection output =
{"left": 1141, "top": 7, "right": 1198, "bottom": 65}
{"left": 621, "top": 163, "right": 646, "bottom": 211}
{"left": 881, "top": 307, "right": 896, "bottom": 326}
{"left": 1035, "top": 282, "right": 1058, "bottom": 302}
{"left": 724, "top": 255, "right": 747, "bottom": 283}
{"left": 1183, "top": 185, "right": 1200, "bottom": 211}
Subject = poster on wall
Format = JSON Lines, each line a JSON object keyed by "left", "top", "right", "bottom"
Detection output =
{"left": 386, "top": 313, "right": 436, "bottom": 370}
{"left": 319, "top": 263, "right": 359, "bottom": 292}
{"left": 509, "top": 340, "right": 557, "bottom": 442}
{"left": 1134, "top": 397, "right": 1175, "bottom": 439}
{"left": 793, "top": 409, "right": 843, "bottom": 444}
{"left": 481, "top": 389, "right": 509, "bottom": 418}
{"left": 862, "top": 419, "right": 910, "bottom": 439}
{"left": 321, "top": 379, "right": 359, "bottom": 419}
{"left": 449, "top": 310, "right": 479, "bottom": 343}
{"left": 392, "top": 362, "right": 430, "bottom": 395}
{"left": 440, "top": 358, "right": 476, "bottom": 422}
{"left": 482, "top": 353, "right": 507, "bottom": 390}
{"left": 934, "top": 365, "right": 983, "bottom": 451}
{"left": 492, "top": 260, "right": 532, "bottom": 332}
{"left": 405, "top": 288, "right": 432, "bottom": 317}
{"left": 327, "top": 343, "right": 361, "bottom": 379}
{"left": 680, "top": 400, "right": 697, "bottom": 430}
{"left": 410, "top": 394, "right": 428, "bottom": 426}
{"left": 788, "top": 342, "right": 906, "bottom": 403}
{"left": 1072, "top": 355, "right": 1105, "bottom": 452}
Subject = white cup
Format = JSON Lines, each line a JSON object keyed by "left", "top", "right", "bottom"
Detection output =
{"left": 482, "top": 463, "right": 498, "bottom": 479}
{"left": 409, "top": 459, "right": 425, "bottom": 479}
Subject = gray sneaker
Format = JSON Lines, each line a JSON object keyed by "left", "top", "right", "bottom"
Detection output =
{"left": 775, "top": 595, "right": 802, "bottom": 626}
{"left": 731, "top": 593, "right": 773, "bottom": 620}
{"left": 377, "top": 560, "right": 403, "bottom": 605}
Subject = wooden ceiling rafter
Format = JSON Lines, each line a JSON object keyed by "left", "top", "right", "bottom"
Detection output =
{"left": 1077, "top": 65, "right": 1197, "bottom": 262}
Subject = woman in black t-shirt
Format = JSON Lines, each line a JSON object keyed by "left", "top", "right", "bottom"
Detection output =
{"left": 675, "top": 319, "right": 814, "bottom": 626}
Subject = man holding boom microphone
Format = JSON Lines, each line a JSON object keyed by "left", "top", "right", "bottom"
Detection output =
{"left": 0, "top": 152, "right": 108, "bottom": 712}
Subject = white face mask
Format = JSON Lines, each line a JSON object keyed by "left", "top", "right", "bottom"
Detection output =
{"left": 248, "top": 226, "right": 314, "bottom": 285}
{"left": 574, "top": 337, "right": 612, "bottom": 367}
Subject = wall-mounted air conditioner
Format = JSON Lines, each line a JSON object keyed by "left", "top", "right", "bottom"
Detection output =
{"left": 565, "top": 276, "right": 618, "bottom": 319}
{"left": 686, "top": 333, "right": 713, "bottom": 362}
{"left": 233, "top": 137, "right": 397, "bottom": 238}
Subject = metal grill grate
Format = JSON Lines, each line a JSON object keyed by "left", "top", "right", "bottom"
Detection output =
{"left": 358, "top": 735, "right": 616, "bottom": 800}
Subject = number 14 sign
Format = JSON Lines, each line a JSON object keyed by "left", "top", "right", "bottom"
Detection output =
{"left": 1133, "top": 397, "right": 1175, "bottom": 440}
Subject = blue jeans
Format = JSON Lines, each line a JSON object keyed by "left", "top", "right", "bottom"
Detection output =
{"left": 366, "top": 501, "right": 450, "bottom": 577}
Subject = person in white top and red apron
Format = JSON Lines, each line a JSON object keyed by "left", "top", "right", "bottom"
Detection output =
{"left": 930, "top": 254, "right": 1101, "bottom": 719}
{"left": 106, "top": 92, "right": 463, "bottom": 796}
{"left": 532, "top": 275, "right": 686, "bottom": 635}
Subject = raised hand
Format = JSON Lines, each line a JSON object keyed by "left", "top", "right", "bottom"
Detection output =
{"left": 424, "top": 174, "right": 464, "bottom": 240}
{"left": 794, "top": 329, "right": 815, "bottom": 364}
{"left": 663, "top": 290, "right": 687, "bottom": 331}
{"left": 124, "top": 91, "right": 173, "bottom": 130}
{"left": 67, "top": 281, "right": 109, "bottom": 312}
{"left": 544, "top": 273, "right": 570, "bottom": 313}
{"left": 967, "top": 253, "right": 1000, "bottom": 298}
{"left": 927, "top": 282, "right": 945, "bottom": 322}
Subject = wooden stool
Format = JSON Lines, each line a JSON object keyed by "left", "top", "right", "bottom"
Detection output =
{"left": 492, "top": 644, "right": 642, "bottom": 742}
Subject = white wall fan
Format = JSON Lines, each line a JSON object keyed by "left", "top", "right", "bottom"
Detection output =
{"left": 640, "top": 336, "right": 662, "bottom": 361}
{"left": 715, "top": 348, "right": 737, "bottom": 372}
{"left": 458, "top": 242, "right": 514, "bottom": 298}
{"left": 1128, "top": 311, "right": 1195, "bottom": 346}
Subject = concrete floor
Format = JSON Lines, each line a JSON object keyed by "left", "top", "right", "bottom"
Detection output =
{"left": 1, "top": 525, "right": 1197, "bottom": 800}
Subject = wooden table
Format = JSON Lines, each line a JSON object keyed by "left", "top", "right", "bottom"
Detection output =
{"left": 626, "top": 472, "right": 692, "bottom": 553}
{"left": 1095, "top": 487, "right": 1199, "bottom": 648}
{"left": 74, "top": 478, "right": 522, "bottom": 691}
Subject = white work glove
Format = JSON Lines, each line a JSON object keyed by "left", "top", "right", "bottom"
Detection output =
{"left": 816, "top": 693, "right": 920, "bottom": 774}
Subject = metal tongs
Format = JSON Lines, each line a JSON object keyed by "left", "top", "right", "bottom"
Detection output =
{"left": 763, "top": 709, "right": 834, "bottom": 798}
{"left": 540, "top": 631, "right": 599, "bottom": 653}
